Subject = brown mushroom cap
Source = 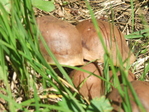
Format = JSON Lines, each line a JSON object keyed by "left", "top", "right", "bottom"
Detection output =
{"left": 109, "top": 70, "right": 136, "bottom": 83}
{"left": 108, "top": 81, "right": 149, "bottom": 112}
{"left": 69, "top": 63, "right": 104, "bottom": 100}
{"left": 37, "top": 16, "right": 84, "bottom": 66}
{"left": 76, "top": 19, "right": 136, "bottom": 67}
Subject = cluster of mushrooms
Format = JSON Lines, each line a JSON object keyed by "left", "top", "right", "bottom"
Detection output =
{"left": 36, "top": 16, "right": 149, "bottom": 112}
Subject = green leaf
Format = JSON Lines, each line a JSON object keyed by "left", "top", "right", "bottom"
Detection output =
{"left": 0, "top": 0, "right": 11, "bottom": 13}
{"left": 125, "top": 28, "right": 149, "bottom": 39}
{"left": 32, "top": 0, "right": 55, "bottom": 12}
{"left": 86, "top": 96, "right": 113, "bottom": 112}
{"left": 58, "top": 97, "right": 73, "bottom": 112}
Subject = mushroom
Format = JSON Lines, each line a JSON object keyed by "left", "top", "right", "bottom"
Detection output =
{"left": 76, "top": 19, "right": 136, "bottom": 67}
{"left": 109, "top": 70, "right": 136, "bottom": 83}
{"left": 108, "top": 80, "right": 149, "bottom": 112}
{"left": 36, "top": 16, "right": 84, "bottom": 66}
{"left": 69, "top": 63, "right": 104, "bottom": 100}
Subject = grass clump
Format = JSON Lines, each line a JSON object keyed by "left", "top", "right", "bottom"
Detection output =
{"left": 0, "top": 0, "right": 149, "bottom": 112}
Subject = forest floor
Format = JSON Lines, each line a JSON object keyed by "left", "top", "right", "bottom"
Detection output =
{"left": 0, "top": 0, "right": 149, "bottom": 111}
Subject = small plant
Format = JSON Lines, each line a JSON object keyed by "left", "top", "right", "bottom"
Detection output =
{"left": 0, "top": 0, "right": 55, "bottom": 13}
{"left": 32, "top": 0, "right": 55, "bottom": 12}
